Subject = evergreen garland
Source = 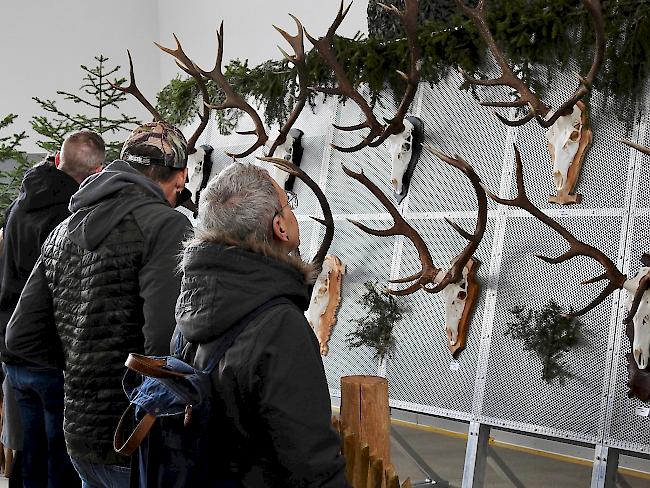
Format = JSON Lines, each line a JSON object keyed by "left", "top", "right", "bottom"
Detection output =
{"left": 346, "top": 282, "right": 405, "bottom": 362}
{"left": 156, "top": 1, "right": 650, "bottom": 132}
{"left": 505, "top": 300, "right": 583, "bottom": 384}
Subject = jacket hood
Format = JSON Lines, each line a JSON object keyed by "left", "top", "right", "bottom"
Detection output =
{"left": 67, "top": 160, "right": 169, "bottom": 250}
{"left": 17, "top": 161, "right": 79, "bottom": 212}
{"left": 176, "top": 236, "right": 316, "bottom": 343}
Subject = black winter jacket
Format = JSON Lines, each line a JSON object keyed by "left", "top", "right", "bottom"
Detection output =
{"left": 174, "top": 237, "right": 349, "bottom": 488}
{"left": 6, "top": 161, "right": 191, "bottom": 465}
{"left": 0, "top": 160, "right": 79, "bottom": 364}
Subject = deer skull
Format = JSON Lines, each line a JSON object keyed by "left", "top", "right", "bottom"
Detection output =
{"left": 434, "top": 261, "right": 469, "bottom": 346}
{"left": 306, "top": 255, "right": 345, "bottom": 355}
{"left": 624, "top": 267, "right": 650, "bottom": 369}
{"left": 386, "top": 118, "right": 415, "bottom": 196}
{"left": 186, "top": 146, "right": 207, "bottom": 205}
{"left": 545, "top": 105, "right": 583, "bottom": 193}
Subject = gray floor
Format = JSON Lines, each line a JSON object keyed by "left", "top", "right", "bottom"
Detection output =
{"left": 389, "top": 420, "right": 650, "bottom": 488}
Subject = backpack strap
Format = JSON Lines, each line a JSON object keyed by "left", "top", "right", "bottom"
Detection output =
{"left": 114, "top": 296, "right": 296, "bottom": 457}
{"left": 202, "top": 296, "right": 295, "bottom": 374}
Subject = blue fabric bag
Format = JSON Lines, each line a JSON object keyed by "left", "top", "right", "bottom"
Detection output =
{"left": 114, "top": 297, "right": 292, "bottom": 488}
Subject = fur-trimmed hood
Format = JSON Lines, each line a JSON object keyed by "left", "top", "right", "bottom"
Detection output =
{"left": 175, "top": 234, "right": 316, "bottom": 344}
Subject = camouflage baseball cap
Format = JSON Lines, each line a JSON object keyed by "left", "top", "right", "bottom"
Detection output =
{"left": 120, "top": 121, "right": 188, "bottom": 169}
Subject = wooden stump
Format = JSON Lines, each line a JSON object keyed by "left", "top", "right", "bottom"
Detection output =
{"left": 340, "top": 375, "right": 390, "bottom": 466}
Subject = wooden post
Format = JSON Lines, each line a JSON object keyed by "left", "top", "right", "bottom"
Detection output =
{"left": 340, "top": 375, "right": 390, "bottom": 466}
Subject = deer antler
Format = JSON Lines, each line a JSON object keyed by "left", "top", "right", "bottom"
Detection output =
{"left": 109, "top": 50, "right": 162, "bottom": 121}
{"left": 479, "top": 144, "right": 634, "bottom": 317}
{"left": 455, "top": 0, "right": 604, "bottom": 128}
{"left": 257, "top": 156, "right": 334, "bottom": 270}
{"left": 154, "top": 34, "right": 211, "bottom": 154}
{"left": 198, "top": 22, "right": 269, "bottom": 158}
{"left": 342, "top": 146, "right": 487, "bottom": 295}
{"left": 619, "top": 138, "right": 650, "bottom": 156}
{"left": 266, "top": 15, "right": 310, "bottom": 157}
{"left": 304, "top": 0, "right": 420, "bottom": 152}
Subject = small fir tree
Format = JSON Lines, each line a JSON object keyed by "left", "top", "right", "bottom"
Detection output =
{"left": 31, "top": 54, "right": 140, "bottom": 161}
{"left": 346, "top": 282, "right": 405, "bottom": 362}
{"left": 0, "top": 114, "right": 30, "bottom": 226}
{"left": 505, "top": 300, "right": 583, "bottom": 384}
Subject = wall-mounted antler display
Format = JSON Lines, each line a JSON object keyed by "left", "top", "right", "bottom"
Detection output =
{"left": 342, "top": 145, "right": 487, "bottom": 357}
{"left": 304, "top": 0, "right": 424, "bottom": 203}
{"left": 197, "top": 20, "right": 309, "bottom": 162}
{"left": 619, "top": 138, "right": 650, "bottom": 157}
{"left": 473, "top": 144, "right": 650, "bottom": 400}
{"left": 454, "top": 0, "right": 605, "bottom": 205}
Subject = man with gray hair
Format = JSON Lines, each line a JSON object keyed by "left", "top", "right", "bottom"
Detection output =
{"left": 168, "top": 161, "right": 348, "bottom": 487}
{"left": 0, "top": 129, "right": 105, "bottom": 487}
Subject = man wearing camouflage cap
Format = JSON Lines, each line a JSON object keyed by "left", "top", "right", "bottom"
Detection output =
{"left": 6, "top": 121, "right": 192, "bottom": 488}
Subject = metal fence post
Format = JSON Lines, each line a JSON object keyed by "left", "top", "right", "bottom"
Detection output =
{"left": 462, "top": 421, "right": 491, "bottom": 488}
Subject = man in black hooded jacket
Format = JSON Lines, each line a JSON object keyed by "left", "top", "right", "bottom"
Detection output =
{"left": 173, "top": 161, "right": 349, "bottom": 487}
{"left": 6, "top": 121, "right": 192, "bottom": 488}
{"left": 0, "top": 130, "right": 105, "bottom": 488}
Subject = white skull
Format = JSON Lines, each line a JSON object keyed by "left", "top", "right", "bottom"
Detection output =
{"left": 186, "top": 146, "right": 206, "bottom": 205}
{"left": 306, "top": 259, "right": 333, "bottom": 334}
{"left": 624, "top": 267, "right": 650, "bottom": 369}
{"left": 267, "top": 132, "right": 296, "bottom": 188}
{"left": 434, "top": 264, "right": 469, "bottom": 346}
{"left": 387, "top": 118, "right": 414, "bottom": 195}
{"left": 545, "top": 105, "right": 583, "bottom": 191}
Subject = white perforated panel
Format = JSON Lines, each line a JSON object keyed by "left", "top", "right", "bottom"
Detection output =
{"left": 195, "top": 67, "right": 650, "bottom": 455}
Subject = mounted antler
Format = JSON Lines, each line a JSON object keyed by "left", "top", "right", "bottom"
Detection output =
{"left": 257, "top": 156, "right": 334, "bottom": 270}
{"left": 266, "top": 15, "right": 310, "bottom": 157}
{"left": 154, "top": 35, "right": 211, "bottom": 155}
{"left": 455, "top": 0, "right": 604, "bottom": 128}
{"left": 619, "top": 138, "right": 650, "bottom": 156}
{"left": 109, "top": 50, "right": 163, "bottom": 122}
{"left": 198, "top": 22, "right": 268, "bottom": 158}
{"left": 479, "top": 144, "right": 650, "bottom": 322}
{"left": 342, "top": 144, "right": 487, "bottom": 295}
{"left": 304, "top": 0, "right": 421, "bottom": 152}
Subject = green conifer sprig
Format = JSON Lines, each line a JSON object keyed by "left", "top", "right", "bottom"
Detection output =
{"left": 346, "top": 282, "right": 405, "bottom": 362}
{"left": 0, "top": 114, "right": 30, "bottom": 226}
{"left": 505, "top": 300, "right": 583, "bottom": 384}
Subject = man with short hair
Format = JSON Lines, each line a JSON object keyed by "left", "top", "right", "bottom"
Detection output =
{"left": 0, "top": 129, "right": 105, "bottom": 488}
{"left": 6, "top": 121, "right": 192, "bottom": 488}
{"left": 172, "top": 162, "right": 348, "bottom": 487}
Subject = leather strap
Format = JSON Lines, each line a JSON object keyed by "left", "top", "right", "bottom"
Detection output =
{"left": 114, "top": 404, "right": 156, "bottom": 456}
{"left": 125, "top": 353, "right": 189, "bottom": 379}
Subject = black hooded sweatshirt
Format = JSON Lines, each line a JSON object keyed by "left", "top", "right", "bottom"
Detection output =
{"left": 174, "top": 238, "right": 349, "bottom": 487}
{"left": 6, "top": 161, "right": 191, "bottom": 465}
{"left": 0, "top": 160, "right": 79, "bottom": 364}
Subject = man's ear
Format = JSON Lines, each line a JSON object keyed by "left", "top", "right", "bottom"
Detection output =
{"left": 272, "top": 213, "right": 288, "bottom": 242}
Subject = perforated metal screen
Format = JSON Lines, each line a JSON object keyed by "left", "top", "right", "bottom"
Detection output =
{"left": 196, "top": 68, "right": 650, "bottom": 454}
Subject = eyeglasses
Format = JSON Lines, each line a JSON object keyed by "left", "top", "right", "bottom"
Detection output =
{"left": 285, "top": 191, "right": 298, "bottom": 210}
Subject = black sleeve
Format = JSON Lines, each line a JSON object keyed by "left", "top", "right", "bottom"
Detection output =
{"left": 137, "top": 208, "right": 192, "bottom": 355}
{"left": 5, "top": 258, "right": 64, "bottom": 368}
{"left": 248, "top": 307, "right": 349, "bottom": 487}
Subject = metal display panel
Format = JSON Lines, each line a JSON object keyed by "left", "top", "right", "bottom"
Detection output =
{"left": 316, "top": 219, "right": 398, "bottom": 389}
{"left": 386, "top": 217, "right": 496, "bottom": 418}
{"left": 197, "top": 71, "right": 650, "bottom": 462}
{"left": 479, "top": 214, "right": 622, "bottom": 443}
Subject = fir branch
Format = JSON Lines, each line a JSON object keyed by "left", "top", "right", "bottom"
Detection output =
{"left": 505, "top": 300, "right": 583, "bottom": 385}
{"left": 346, "top": 282, "right": 405, "bottom": 362}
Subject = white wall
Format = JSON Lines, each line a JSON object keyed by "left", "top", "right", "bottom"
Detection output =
{"left": 1, "top": 0, "right": 368, "bottom": 154}
{"left": 0, "top": 0, "right": 161, "bottom": 153}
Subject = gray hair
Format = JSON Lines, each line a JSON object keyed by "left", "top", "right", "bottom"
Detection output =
{"left": 197, "top": 162, "right": 281, "bottom": 245}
